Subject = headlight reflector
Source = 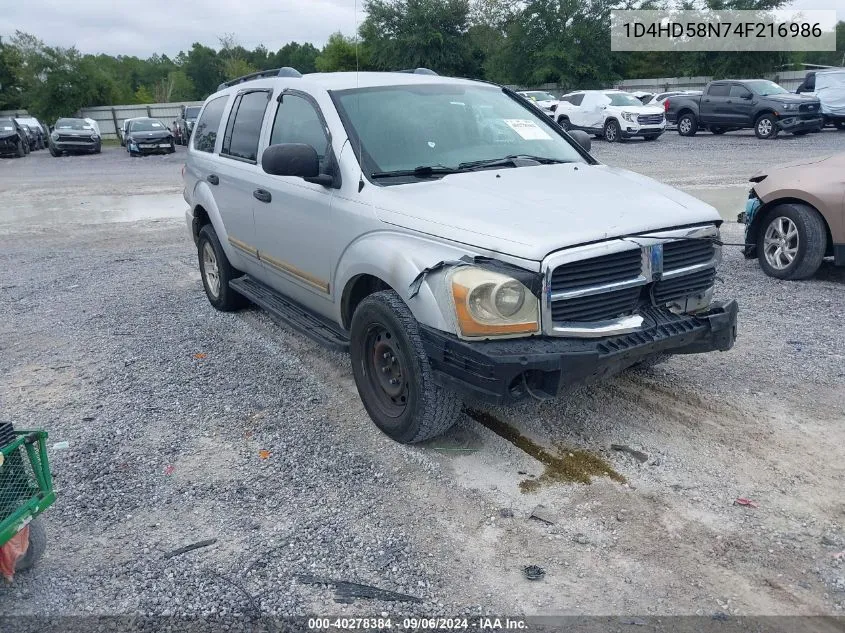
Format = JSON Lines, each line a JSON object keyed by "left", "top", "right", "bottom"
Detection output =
{"left": 621, "top": 111, "right": 637, "bottom": 122}
{"left": 450, "top": 267, "right": 539, "bottom": 337}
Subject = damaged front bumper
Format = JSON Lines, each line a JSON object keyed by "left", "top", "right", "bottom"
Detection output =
{"left": 421, "top": 301, "right": 738, "bottom": 404}
{"left": 777, "top": 115, "right": 823, "bottom": 132}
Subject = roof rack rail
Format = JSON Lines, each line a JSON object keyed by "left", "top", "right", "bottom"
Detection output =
{"left": 217, "top": 67, "right": 302, "bottom": 91}
{"left": 397, "top": 68, "right": 438, "bottom": 76}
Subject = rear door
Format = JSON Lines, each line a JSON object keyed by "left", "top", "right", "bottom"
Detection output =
{"left": 572, "top": 92, "right": 604, "bottom": 130}
{"left": 726, "top": 84, "right": 754, "bottom": 125}
{"left": 701, "top": 83, "right": 730, "bottom": 124}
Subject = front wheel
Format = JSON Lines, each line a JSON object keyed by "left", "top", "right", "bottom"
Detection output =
{"left": 757, "top": 203, "right": 827, "bottom": 280}
{"left": 15, "top": 141, "right": 26, "bottom": 157}
{"left": 604, "top": 119, "right": 621, "bottom": 143}
{"left": 197, "top": 225, "right": 247, "bottom": 311}
{"left": 677, "top": 113, "right": 697, "bottom": 136}
{"left": 754, "top": 114, "right": 779, "bottom": 139}
{"left": 350, "top": 290, "right": 462, "bottom": 444}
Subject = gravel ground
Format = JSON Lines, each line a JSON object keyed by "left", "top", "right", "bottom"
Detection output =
{"left": 0, "top": 136, "right": 844, "bottom": 622}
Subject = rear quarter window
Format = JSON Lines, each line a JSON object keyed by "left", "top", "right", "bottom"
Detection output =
{"left": 221, "top": 90, "right": 271, "bottom": 163}
{"left": 192, "top": 95, "right": 229, "bottom": 154}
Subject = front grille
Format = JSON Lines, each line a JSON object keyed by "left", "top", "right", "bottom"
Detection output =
{"left": 637, "top": 114, "right": 664, "bottom": 125}
{"left": 652, "top": 268, "right": 716, "bottom": 304}
{"left": 550, "top": 248, "right": 641, "bottom": 294}
{"left": 551, "top": 286, "right": 641, "bottom": 322}
{"left": 56, "top": 135, "right": 93, "bottom": 143}
{"left": 663, "top": 239, "right": 715, "bottom": 271}
{"left": 799, "top": 102, "right": 819, "bottom": 112}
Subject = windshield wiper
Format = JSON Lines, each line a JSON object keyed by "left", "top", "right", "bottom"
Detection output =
{"left": 458, "top": 155, "right": 570, "bottom": 170}
{"left": 371, "top": 165, "right": 461, "bottom": 179}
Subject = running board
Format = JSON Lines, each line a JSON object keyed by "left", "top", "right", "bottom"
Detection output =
{"left": 230, "top": 276, "right": 349, "bottom": 352}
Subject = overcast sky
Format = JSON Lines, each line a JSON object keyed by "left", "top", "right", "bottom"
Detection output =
{"left": 1, "top": 0, "right": 842, "bottom": 58}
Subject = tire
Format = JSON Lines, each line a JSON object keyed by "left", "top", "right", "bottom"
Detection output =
{"left": 757, "top": 203, "right": 827, "bottom": 280}
{"left": 15, "top": 141, "right": 25, "bottom": 158}
{"left": 709, "top": 127, "right": 726, "bottom": 135}
{"left": 49, "top": 145, "right": 59, "bottom": 157}
{"left": 754, "top": 114, "right": 779, "bottom": 139}
{"left": 93, "top": 144, "right": 101, "bottom": 154}
{"left": 15, "top": 519, "right": 46, "bottom": 572}
{"left": 197, "top": 224, "right": 246, "bottom": 311}
{"left": 349, "top": 290, "right": 462, "bottom": 444}
{"left": 604, "top": 119, "right": 621, "bottom": 143}
{"left": 556, "top": 116, "right": 571, "bottom": 130}
{"left": 677, "top": 113, "right": 697, "bottom": 136}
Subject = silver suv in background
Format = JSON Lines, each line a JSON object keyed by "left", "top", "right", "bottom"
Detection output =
{"left": 183, "top": 68, "right": 738, "bottom": 444}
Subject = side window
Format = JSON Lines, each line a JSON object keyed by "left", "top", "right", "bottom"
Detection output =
{"left": 708, "top": 84, "right": 730, "bottom": 97}
{"left": 729, "top": 85, "right": 751, "bottom": 98}
{"left": 270, "top": 94, "right": 329, "bottom": 158}
{"left": 221, "top": 90, "right": 271, "bottom": 162}
{"left": 192, "top": 96, "right": 228, "bottom": 153}
{"left": 570, "top": 93, "right": 585, "bottom": 106}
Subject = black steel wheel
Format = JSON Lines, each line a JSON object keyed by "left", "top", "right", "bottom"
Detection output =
{"left": 350, "top": 290, "right": 462, "bottom": 443}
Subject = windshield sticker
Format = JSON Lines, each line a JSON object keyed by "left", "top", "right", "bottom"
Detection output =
{"left": 503, "top": 119, "right": 552, "bottom": 140}
{"left": 151, "top": 122, "right": 163, "bottom": 128}
{"left": 1, "top": 126, "right": 13, "bottom": 131}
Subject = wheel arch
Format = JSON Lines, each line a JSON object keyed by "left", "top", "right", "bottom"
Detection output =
{"left": 749, "top": 196, "right": 833, "bottom": 257}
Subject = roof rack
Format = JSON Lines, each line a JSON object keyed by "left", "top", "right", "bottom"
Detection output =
{"left": 397, "top": 68, "right": 438, "bottom": 76}
{"left": 217, "top": 67, "right": 302, "bottom": 91}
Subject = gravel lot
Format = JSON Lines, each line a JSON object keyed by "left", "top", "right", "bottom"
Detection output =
{"left": 1, "top": 131, "right": 844, "bottom": 623}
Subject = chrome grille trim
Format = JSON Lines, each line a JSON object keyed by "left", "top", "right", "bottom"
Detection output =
{"left": 542, "top": 224, "right": 721, "bottom": 338}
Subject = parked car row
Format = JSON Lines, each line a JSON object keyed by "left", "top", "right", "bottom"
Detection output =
{"left": 0, "top": 116, "right": 52, "bottom": 158}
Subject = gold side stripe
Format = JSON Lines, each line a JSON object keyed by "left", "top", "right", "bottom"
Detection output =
{"left": 228, "top": 236, "right": 258, "bottom": 258}
{"left": 260, "top": 253, "right": 330, "bottom": 294}
{"left": 227, "top": 235, "right": 330, "bottom": 294}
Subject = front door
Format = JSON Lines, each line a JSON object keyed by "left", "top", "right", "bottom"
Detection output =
{"left": 726, "top": 84, "right": 755, "bottom": 125}
{"left": 252, "top": 91, "right": 338, "bottom": 310}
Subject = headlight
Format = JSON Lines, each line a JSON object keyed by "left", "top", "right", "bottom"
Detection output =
{"left": 51, "top": 132, "right": 59, "bottom": 141}
{"left": 621, "top": 111, "right": 637, "bottom": 122}
{"left": 90, "top": 134, "right": 99, "bottom": 140}
{"left": 782, "top": 103, "right": 796, "bottom": 111}
{"left": 449, "top": 267, "right": 539, "bottom": 338}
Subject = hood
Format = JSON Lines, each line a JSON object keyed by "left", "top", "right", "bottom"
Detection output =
{"left": 751, "top": 154, "right": 832, "bottom": 180}
{"left": 130, "top": 131, "right": 171, "bottom": 139}
{"left": 372, "top": 164, "right": 720, "bottom": 261}
{"left": 56, "top": 128, "right": 95, "bottom": 137}
{"left": 607, "top": 104, "right": 664, "bottom": 115}
{"left": 767, "top": 93, "right": 819, "bottom": 104}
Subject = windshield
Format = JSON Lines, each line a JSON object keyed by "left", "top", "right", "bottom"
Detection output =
{"left": 522, "top": 91, "right": 556, "bottom": 102}
{"left": 746, "top": 80, "right": 788, "bottom": 96}
{"left": 334, "top": 84, "right": 586, "bottom": 178}
{"left": 0, "top": 118, "right": 15, "bottom": 132}
{"left": 56, "top": 118, "right": 92, "bottom": 130}
{"left": 130, "top": 119, "right": 166, "bottom": 132}
{"left": 605, "top": 92, "right": 644, "bottom": 107}
{"left": 184, "top": 106, "right": 201, "bottom": 120}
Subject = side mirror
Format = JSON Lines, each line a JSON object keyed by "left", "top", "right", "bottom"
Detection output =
{"left": 568, "top": 130, "right": 591, "bottom": 152}
{"left": 741, "top": 93, "right": 752, "bottom": 100}
{"left": 262, "top": 143, "right": 320, "bottom": 178}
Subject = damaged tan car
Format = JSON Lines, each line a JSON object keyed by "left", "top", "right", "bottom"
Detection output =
{"left": 742, "top": 153, "right": 845, "bottom": 279}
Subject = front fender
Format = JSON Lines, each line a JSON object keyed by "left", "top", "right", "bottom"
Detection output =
{"left": 333, "top": 231, "right": 482, "bottom": 333}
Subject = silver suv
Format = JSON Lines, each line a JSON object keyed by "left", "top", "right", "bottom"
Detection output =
{"left": 183, "top": 67, "right": 738, "bottom": 444}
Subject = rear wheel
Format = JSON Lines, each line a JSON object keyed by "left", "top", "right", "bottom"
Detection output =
{"left": 677, "top": 113, "right": 697, "bottom": 136}
{"left": 754, "top": 114, "right": 779, "bottom": 139}
{"left": 15, "top": 519, "right": 46, "bottom": 572}
{"left": 757, "top": 203, "right": 827, "bottom": 280}
{"left": 350, "top": 290, "right": 462, "bottom": 444}
{"left": 604, "top": 119, "right": 621, "bottom": 143}
{"left": 197, "top": 225, "right": 247, "bottom": 311}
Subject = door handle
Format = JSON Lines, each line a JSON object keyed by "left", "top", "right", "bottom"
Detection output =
{"left": 206, "top": 174, "right": 219, "bottom": 185}
{"left": 253, "top": 189, "right": 272, "bottom": 203}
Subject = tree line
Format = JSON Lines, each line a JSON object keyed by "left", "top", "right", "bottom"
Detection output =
{"left": 1, "top": 0, "right": 843, "bottom": 123}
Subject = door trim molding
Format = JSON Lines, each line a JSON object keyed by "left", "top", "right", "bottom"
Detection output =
{"left": 228, "top": 236, "right": 259, "bottom": 258}
{"left": 259, "top": 253, "right": 330, "bottom": 294}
